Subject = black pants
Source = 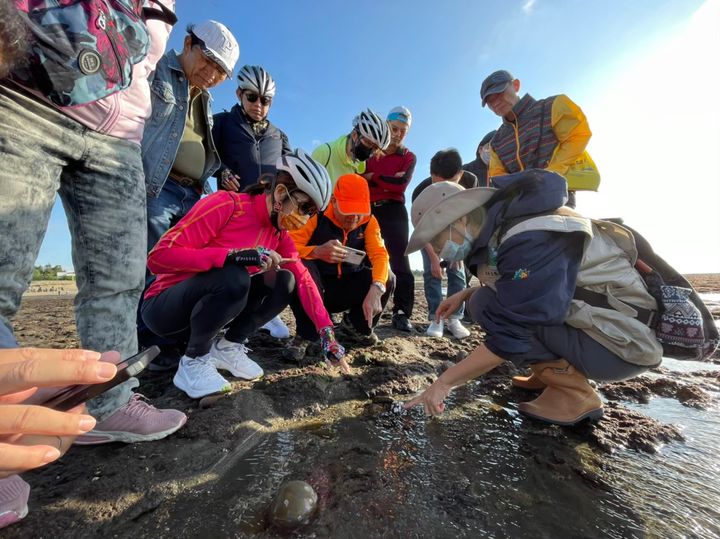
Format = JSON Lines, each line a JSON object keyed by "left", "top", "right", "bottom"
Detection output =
{"left": 141, "top": 265, "right": 295, "bottom": 357}
{"left": 290, "top": 260, "right": 395, "bottom": 340}
{"left": 372, "top": 200, "right": 414, "bottom": 316}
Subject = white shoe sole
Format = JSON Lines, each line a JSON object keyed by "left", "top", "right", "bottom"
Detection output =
{"left": 174, "top": 374, "right": 231, "bottom": 400}
{"left": 72, "top": 418, "right": 188, "bottom": 445}
{"left": 215, "top": 364, "right": 263, "bottom": 381}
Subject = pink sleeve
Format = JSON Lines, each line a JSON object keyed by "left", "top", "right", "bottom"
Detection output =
{"left": 147, "top": 192, "right": 234, "bottom": 274}
{"left": 278, "top": 232, "right": 332, "bottom": 332}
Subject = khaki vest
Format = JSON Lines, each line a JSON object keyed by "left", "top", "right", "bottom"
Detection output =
{"left": 476, "top": 209, "right": 663, "bottom": 366}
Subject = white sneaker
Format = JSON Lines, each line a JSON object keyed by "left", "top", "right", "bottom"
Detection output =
{"left": 260, "top": 315, "right": 290, "bottom": 339}
{"left": 210, "top": 338, "right": 264, "bottom": 380}
{"left": 173, "top": 354, "right": 231, "bottom": 399}
{"left": 446, "top": 318, "right": 471, "bottom": 339}
{"left": 426, "top": 320, "right": 444, "bottom": 338}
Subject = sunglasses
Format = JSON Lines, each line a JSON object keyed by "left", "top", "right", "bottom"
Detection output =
{"left": 244, "top": 92, "right": 272, "bottom": 106}
{"left": 286, "top": 190, "right": 317, "bottom": 216}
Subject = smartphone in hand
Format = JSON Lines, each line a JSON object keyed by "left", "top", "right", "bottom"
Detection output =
{"left": 41, "top": 346, "right": 160, "bottom": 411}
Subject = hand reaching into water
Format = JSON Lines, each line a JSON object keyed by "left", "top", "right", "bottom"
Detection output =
{"left": 403, "top": 379, "right": 452, "bottom": 417}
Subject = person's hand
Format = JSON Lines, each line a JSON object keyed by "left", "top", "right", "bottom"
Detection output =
{"left": 312, "top": 240, "right": 347, "bottom": 264}
{"left": 393, "top": 171, "right": 406, "bottom": 178}
{"left": 430, "top": 257, "right": 444, "bottom": 280}
{"left": 226, "top": 248, "right": 282, "bottom": 271}
{"left": 319, "top": 326, "right": 350, "bottom": 374}
{"left": 0, "top": 348, "right": 118, "bottom": 478}
{"left": 435, "top": 290, "right": 470, "bottom": 323}
{"left": 362, "top": 286, "right": 383, "bottom": 329}
{"left": 220, "top": 168, "right": 241, "bottom": 192}
{"left": 403, "top": 378, "right": 452, "bottom": 416}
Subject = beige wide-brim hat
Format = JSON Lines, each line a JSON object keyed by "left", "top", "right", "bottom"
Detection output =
{"left": 406, "top": 182, "right": 496, "bottom": 255}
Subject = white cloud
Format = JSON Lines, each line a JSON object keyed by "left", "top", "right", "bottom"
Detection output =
{"left": 522, "top": 0, "right": 536, "bottom": 14}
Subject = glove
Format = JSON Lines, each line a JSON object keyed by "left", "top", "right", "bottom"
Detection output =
{"left": 319, "top": 326, "right": 345, "bottom": 363}
{"left": 225, "top": 248, "right": 270, "bottom": 267}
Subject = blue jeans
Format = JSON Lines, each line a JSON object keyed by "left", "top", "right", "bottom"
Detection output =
{"left": 146, "top": 179, "right": 201, "bottom": 256}
{"left": 0, "top": 84, "right": 145, "bottom": 420}
{"left": 138, "top": 179, "right": 201, "bottom": 350}
{"left": 421, "top": 250, "right": 466, "bottom": 320}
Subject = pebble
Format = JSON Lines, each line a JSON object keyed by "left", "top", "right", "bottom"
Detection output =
{"left": 269, "top": 480, "right": 318, "bottom": 529}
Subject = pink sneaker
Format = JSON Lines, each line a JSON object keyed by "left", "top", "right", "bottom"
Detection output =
{"left": 73, "top": 394, "right": 187, "bottom": 445}
{"left": 0, "top": 475, "right": 29, "bottom": 529}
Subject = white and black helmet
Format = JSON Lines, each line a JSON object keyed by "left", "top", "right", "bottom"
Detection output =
{"left": 352, "top": 108, "right": 391, "bottom": 150}
{"left": 276, "top": 149, "right": 331, "bottom": 211}
{"left": 237, "top": 65, "right": 276, "bottom": 97}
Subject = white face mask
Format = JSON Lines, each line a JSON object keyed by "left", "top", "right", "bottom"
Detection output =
{"left": 479, "top": 145, "right": 492, "bottom": 165}
{"left": 438, "top": 226, "right": 473, "bottom": 262}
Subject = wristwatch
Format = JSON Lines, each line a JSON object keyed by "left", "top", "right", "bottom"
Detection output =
{"left": 371, "top": 281, "right": 386, "bottom": 294}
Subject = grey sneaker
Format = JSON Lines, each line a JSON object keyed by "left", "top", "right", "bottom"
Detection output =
{"left": 341, "top": 314, "right": 379, "bottom": 346}
{"left": 284, "top": 336, "right": 311, "bottom": 362}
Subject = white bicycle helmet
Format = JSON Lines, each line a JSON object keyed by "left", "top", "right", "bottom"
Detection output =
{"left": 352, "top": 108, "right": 391, "bottom": 150}
{"left": 237, "top": 65, "right": 276, "bottom": 97}
{"left": 276, "top": 149, "right": 331, "bottom": 211}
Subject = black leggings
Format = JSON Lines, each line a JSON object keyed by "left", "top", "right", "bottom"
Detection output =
{"left": 141, "top": 265, "right": 295, "bottom": 357}
{"left": 290, "top": 260, "right": 394, "bottom": 340}
{"left": 372, "top": 201, "right": 415, "bottom": 316}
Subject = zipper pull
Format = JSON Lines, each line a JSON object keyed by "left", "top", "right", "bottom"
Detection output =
{"left": 97, "top": 12, "right": 107, "bottom": 30}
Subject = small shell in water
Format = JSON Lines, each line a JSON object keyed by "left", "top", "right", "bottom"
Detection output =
{"left": 269, "top": 480, "right": 318, "bottom": 529}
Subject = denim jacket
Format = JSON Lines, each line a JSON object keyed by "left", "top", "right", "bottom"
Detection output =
{"left": 142, "top": 50, "right": 220, "bottom": 198}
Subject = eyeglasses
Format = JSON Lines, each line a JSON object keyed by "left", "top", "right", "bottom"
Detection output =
{"left": 244, "top": 92, "right": 272, "bottom": 106}
{"left": 287, "top": 190, "right": 317, "bottom": 216}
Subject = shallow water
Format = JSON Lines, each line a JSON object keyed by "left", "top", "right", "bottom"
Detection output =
{"left": 164, "top": 356, "right": 720, "bottom": 539}
{"left": 159, "top": 297, "right": 720, "bottom": 538}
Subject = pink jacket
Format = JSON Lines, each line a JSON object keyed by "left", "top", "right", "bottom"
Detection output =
{"left": 22, "top": 0, "right": 175, "bottom": 145}
{"left": 145, "top": 191, "right": 333, "bottom": 333}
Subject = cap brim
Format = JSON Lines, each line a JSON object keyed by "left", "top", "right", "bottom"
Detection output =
{"left": 201, "top": 47, "right": 232, "bottom": 77}
{"left": 481, "top": 81, "right": 510, "bottom": 106}
{"left": 406, "top": 188, "right": 495, "bottom": 255}
{"left": 336, "top": 199, "right": 370, "bottom": 215}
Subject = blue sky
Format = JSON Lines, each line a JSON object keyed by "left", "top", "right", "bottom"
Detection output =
{"left": 38, "top": 0, "right": 720, "bottom": 273}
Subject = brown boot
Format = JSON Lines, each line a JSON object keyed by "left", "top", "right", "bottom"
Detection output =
{"left": 511, "top": 367, "right": 547, "bottom": 390}
{"left": 518, "top": 360, "right": 603, "bottom": 426}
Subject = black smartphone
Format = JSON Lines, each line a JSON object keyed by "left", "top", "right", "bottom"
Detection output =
{"left": 41, "top": 346, "right": 160, "bottom": 412}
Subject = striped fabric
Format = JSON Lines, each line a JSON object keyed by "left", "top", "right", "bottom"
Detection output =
{"left": 491, "top": 94, "right": 558, "bottom": 174}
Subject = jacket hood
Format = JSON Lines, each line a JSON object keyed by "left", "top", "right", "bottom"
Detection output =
{"left": 467, "top": 169, "right": 568, "bottom": 266}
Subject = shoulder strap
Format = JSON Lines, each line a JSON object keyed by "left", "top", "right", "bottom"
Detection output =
{"left": 143, "top": 2, "right": 178, "bottom": 25}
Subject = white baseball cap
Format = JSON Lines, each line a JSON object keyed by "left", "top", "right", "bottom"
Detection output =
{"left": 188, "top": 20, "right": 240, "bottom": 77}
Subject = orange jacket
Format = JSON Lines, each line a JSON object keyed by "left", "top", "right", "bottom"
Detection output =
{"left": 290, "top": 204, "right": 390, "bottom": 284}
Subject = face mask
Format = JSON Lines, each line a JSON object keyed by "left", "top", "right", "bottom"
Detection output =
{"left": 438, "top": 227, "right": 473, "bottom": 262}
{"left": 279, "top": 209, "right": 309, "bottom": 231}
{"left": 480, "top": 145, "right": 491, "bottom": 165}
{"left": 353, "top": 139, "right": 374, "bottom": 162}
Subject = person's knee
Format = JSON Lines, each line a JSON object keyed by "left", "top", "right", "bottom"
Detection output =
{"left": 275, "top": 269, "right": 295, "bottom": 295}
{"left": 221, "top": 265, "right": 251, "bottom": 299}
{"left": 467, "top": 286, "right": 494, "bottom": 322}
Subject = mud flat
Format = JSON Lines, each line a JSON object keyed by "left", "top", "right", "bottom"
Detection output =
{"left": 6, "top": 275, "right": 720, "bottom": 538}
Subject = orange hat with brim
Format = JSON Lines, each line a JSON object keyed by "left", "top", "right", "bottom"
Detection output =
{"left": 333, "top": 174, "right": 370, "bottom": 215}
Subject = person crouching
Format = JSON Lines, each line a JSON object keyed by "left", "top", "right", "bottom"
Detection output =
{"left": 404, "top": 170, "right": 662, "bottom": 425}
{"left": 286, "top": 174, "right": 394, "bottom": 360}
{"left": 141, "top": 150, "right": 348, "bottom": 399}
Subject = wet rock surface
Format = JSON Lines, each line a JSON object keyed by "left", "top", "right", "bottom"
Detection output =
{"left": 7, "top": 276, "right": 720, "bottom": 538}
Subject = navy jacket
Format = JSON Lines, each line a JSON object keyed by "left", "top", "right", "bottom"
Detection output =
{"left": 211, "top": 104, "right": 291, "bottom": 190}
{"left": 467, "top": 170, "right": 585, "bottom": 358}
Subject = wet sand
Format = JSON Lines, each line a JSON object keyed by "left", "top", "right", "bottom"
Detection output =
{"left": 6, "top": 274, "right": 720, "bottom": 538}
